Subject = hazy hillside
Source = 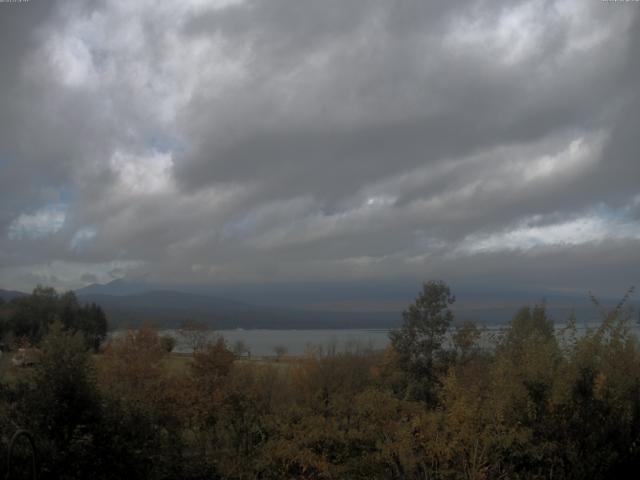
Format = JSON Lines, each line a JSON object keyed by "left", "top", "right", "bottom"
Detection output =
{"left": 0, "top": 289, "right": 27, "bottom": 302}
{"left": 2, "top": 280, "right": 633, "bottom": 330}
{"left": 71, "top": 280, "right": 638, "bottom": 330}
{"left": 76, "top": 288, "right": 397, "bottom": 330}
{"left": 75, "top": 279, "right": 156, "bottom": 296}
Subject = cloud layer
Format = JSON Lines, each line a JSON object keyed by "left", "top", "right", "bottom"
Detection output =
{"left": 0, "top": 0, "right": 639, "bottom": 299}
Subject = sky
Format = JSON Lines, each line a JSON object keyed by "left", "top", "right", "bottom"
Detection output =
{"left": 0, "top": 0, "right": 639, "bottom": 304}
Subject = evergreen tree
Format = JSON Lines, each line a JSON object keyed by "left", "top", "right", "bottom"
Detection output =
{"left": 389, "top": 280, "right": 455, "bottom": 404}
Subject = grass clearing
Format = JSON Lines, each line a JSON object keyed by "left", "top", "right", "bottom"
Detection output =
{"left": 164, "top": 353, "right": 192, "bottom": 376}
{"left": 0, "top": 352, "right": 36, "bottom": 385}
{"left": 165, "top": 352, "right": 300, "bottom": 373}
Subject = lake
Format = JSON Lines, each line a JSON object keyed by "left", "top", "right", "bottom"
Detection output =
{"left": 118, "top": 321, "right": 640, "bottom": 357}
{"left": 160, "top": 328, "right": 392, "bottom": 356}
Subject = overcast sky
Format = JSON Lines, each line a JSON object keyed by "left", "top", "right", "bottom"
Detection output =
{"left": 0, "top": 0, "right": 639, "bottom": 301}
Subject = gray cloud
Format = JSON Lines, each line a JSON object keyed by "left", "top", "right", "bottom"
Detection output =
{"left": 80, "top": 272, "right": 97, "bottom": 283}
{"left": 0, "top": 0, "right": 638, "bottom": 302}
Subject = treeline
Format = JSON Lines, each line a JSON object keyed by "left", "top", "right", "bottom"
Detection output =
{"left": 0, "top": 281, "right": 639, "bottom": 479}
{"left": 0, "top": 286, "right": 107, "bottom": 351}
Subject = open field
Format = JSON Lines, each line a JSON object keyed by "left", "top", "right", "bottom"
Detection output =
{"left": 0, "top": 352, "right": 36, "bottom": 386}
{"left": 163, "top": 352, "right": 298, "bottom": 375}
{"left": 0, "top": 349, "right": 300, "bottom": 386}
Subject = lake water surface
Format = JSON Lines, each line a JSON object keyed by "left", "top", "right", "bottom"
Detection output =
{"left": 128, "top": 321, "right": 640, "bottom": 357}
{"left": 161, "top": 328, "right": 391, "bottom": 356}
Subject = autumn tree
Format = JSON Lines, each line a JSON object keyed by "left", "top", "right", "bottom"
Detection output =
{"left": 160, "top": 335, "right": 176, "bottom": 352}
{"left": 191, "top": 336, "right": 235, "bottom": 395}
{"left": 99, "top": 323, "right": 168, "bottom": 404}
{"left": 215, "top": 364, "right": 284, "bottom": 476}
{"left": 233, "top": 339, "right": 250, "bottom": 357}
{"left": 187, "top": 336, "right": 236, "bottom": 437}
{"left": 179, "top": 336, "right": 237, "bottom": 474}
{"left": 548, "top": 288, "right": 640, "bottom": 478}
{"left": 178, "top": 319, "right": 210, "bottom": 353}
{"left": 452, "top": 320, "right": 483, "bottom": 365}
{"left": 272, "top": 344, "right": 287, "bottom": 360}
{"left": 97, "top": 324, "right": 189, "bottom": 479}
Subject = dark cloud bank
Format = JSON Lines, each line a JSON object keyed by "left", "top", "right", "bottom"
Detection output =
{"left": 0, "top": 0, "right": 639, "bottom": 317}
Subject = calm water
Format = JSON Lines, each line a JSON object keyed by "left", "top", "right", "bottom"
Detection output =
{"left": 160, "top": 328, "right": 391, "bottom": 356}
{"left": 111, "top": 321, "right": 640, "bottom": 357}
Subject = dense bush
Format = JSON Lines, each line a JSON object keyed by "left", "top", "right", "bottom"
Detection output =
{"left": 0, "top": 286, "right": 107, "bottom": 350}
{"left": 0, "top": 282, "right": 639, "bottom": 479}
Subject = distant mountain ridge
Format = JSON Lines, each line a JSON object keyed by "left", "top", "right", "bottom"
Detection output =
{"left": 3, "top": 280, "right": 636, "bottom": 330}
{"left": 76, "top": 291, "right": 397, "bottom": 330}
{"left": 74, "top": 280, "right": 639, "bottom": 329}
{"left": 0, "top": 289, "right": 28, "bottom": 301}
{"left": 75, "top": 279, "right": 153, "bottom": 296}
{"left": 74, "top": 280, "right": 397, "bottom": 329}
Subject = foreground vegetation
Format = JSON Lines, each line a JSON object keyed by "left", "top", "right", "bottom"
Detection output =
{"left": 0, "top": 282, "right": 639, "bottom": 479}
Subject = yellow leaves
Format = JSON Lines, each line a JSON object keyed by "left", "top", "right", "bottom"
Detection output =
{"left": 99, "top": 323, "right": 167, "bottom": 390}
{"left": 568, "top": 315, "right": 640, "bottom": 409}
{"left": 191, "top": 337, "right": 235, "bottom": 386}
{"left": 76, "top": 293, "right": 640, "bottom": 478}
{"left": 593, "top": 372, "right": 607, "bottom": 401}
{"left": 436, "top": 370, "right": 495, "bottom": 478}
{"left": 375, "top": 344, "right": 406, "bottom": 392}
{"left": 96, "top": 323, "right": 183, "bottom": 429}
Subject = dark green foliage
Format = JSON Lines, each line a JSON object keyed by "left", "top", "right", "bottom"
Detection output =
{"left": 13, "top": 322, "right": 103, "bottom": 479}
{"left": 160, "top": 335, "right": 176, "bottom": 352}
{"left": 389, "top": 280, "right": 455, "bottom": 404}
{"left": 1, "top": 286, "right": 107, "bottom": 349}
{"left": 8, "top": 285, "right": 59, "bottom": 341}
{"left": 503, "top": 303, "right": 555, "bottom": 350}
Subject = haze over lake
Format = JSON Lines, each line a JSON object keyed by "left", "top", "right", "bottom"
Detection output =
{"left": 161, "top": 329, "right": 390, "bottom": 357}
{"left": 150, "top": 321, "right": 640, "bottom": 357}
